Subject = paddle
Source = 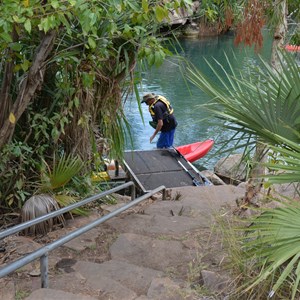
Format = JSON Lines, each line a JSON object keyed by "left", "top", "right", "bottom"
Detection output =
{"left": 171, "top": 146, "right": 212, "bottom": 186}
{"left": 177, "top": 160, "right": 202, "bottom": 186}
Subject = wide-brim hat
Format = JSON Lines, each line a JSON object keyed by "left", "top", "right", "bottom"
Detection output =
{"left": 142, "top": 93, "right": 155, "bottom": 103}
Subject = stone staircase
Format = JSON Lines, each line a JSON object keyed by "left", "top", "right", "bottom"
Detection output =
{"left": 1, "top": 185, "right": 245, "bottom": 300}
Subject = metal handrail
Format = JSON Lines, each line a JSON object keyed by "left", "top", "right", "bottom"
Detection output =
{"left": 0, "top": 183, "right": 166, "bottom": 289}
{"left": 0, "top": 181, "right": 135, "bottom": 239}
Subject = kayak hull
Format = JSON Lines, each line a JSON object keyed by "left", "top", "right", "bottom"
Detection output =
{"left": 285, "top": 45, "right": 300, "bottom": 52}
{"left": 176, "top": 139, "right": 214, "bottom": 163}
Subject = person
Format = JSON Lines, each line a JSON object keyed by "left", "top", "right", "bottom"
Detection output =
{"left": 141, "top": 93, "right": 177, "bottom": 148}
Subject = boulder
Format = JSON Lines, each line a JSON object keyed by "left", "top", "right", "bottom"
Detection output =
{"left": 201, "top": 170, "right": 226, "bottom": 185}
{"left": 214, "top": 154, "right": 247, "bottom": 184}
{"left": 271, "top": 182, "right": 300, "bottom": 200}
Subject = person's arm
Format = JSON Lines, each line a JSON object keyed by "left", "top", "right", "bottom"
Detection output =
{"left": 150, "top": 119, "right": 163, "bottom": 143}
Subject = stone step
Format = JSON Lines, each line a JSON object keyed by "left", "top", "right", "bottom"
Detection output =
{"left": 47, "top": 259, "right": 164, "bottom": 299}
{"left": 106, "top": 212, "right": 209, "bottom": 237}
{"left": 72, "top": 259, "right": 163, "bottom": 296}
{"left": 26, "top": 278, "right": 192, "bottom": 300}
{"left": 20, "top": 185, "right": 243, "bottom": 300}
{"left": 106, "top": 185, "right": 244, "bottom": 237}
{"left": 25, "top": 288, "right": 98, "bottom": 300}
{"left": 58, "top": 269, "right": 138, "bottom": 300}
{"left": 145, "top": 185, "right": 244, "bottom": 218}
{"left": 110, "top": 232, "right": 196, "bottom": 274}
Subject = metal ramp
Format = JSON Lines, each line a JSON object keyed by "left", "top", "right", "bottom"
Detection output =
{"left": 123, "top": 148, "right": 209, "bottom": 193}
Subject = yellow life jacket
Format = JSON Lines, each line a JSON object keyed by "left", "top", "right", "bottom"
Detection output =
{"left": 149, "top": 95, "right": 174, "bottom": 118}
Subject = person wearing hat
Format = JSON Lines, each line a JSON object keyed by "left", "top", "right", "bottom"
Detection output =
{"left": 141, "top": 93, "right": 177, "bottom": 148}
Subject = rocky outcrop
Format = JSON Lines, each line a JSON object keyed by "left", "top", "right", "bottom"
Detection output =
{"left": 168, "top": 1, "right": 200, "bottom": 26}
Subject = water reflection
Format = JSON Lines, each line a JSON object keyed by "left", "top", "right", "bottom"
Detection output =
{"left": 124, "top": 32, "right": 272, "bottom": 169}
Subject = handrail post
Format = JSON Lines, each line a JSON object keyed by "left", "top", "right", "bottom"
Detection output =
{"left": 114, "top": 160, "right": 119, "bottom": 177}
{"left": 40, "top": 253, "right": 49, "bottom": 288}
{"left": 130, "top": 184, "right": 136, "bottom": 200}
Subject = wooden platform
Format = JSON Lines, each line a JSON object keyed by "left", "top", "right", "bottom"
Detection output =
{"left": 123, "top": 148, "right": 209, "bottom": 193}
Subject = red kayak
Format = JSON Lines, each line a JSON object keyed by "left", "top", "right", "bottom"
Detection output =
{"left": 176, "top": 139, "right": 214, "bottom": 163}
{"left": 285, "top": 45, "right": 300, "bottom": 52}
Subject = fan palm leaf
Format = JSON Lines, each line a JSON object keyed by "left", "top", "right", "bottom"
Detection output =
{"left": 21, "top": 155, "right": 86, "bottom": 236}
{"left": 38, "top": 154, "right": 87, "bottom": 218}
{"left": 264, "top": 134, "right": 300, "bottom": 184}
{"left": 241, "top": 202, "right": 300, "bottom": 299}
{"left": 41, "top": 154, "right": 83, "bottom": 191}
{"left": 186, "top": 49, "right": 300, "bottom": 298}
{"left": 54, "top": 194, "right": 88, "bottom": 216}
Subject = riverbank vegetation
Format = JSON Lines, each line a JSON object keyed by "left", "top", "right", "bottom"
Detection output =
{"left": 0, "top": 0, "right": 193, "bottom": 219}
{"left": 187, "top": 0, "right": 300, "bottom": 298}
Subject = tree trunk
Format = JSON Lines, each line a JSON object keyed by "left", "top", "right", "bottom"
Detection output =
{"left": 0, "top": 30, "right": 57, "bottom": 149}
{"left": 243, "top": 0, "right": 287, "bottom": 206}
{"left": 0, "top": 26, "right": 18, "bottom": 129}
{"left": 271, "top": 0, "right": 287, "bottom": 70}
{"left": 244, "top": 140, "right": 268, "bottom": 204}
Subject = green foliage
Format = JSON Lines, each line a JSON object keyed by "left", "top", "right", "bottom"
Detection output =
{"left": 288, "top": 0, "right": 300, "bottom": 20}
{"left": 39, "top": 154, "right": 90, "bottom": 214}
{"left": 0, "top": 0, "right": 192, "bottom": 70}
{"left": 0, "top": 141, "right": 38, "bottom": 209}
{"left": 241, "top": 201, "right": 300, "bottom": 299}
{"left": 15, "top": 290, "right": 30, "bottom": 300}
{"left": 186, "top": 23, "right": 300, "bottom": 299}
{"left": 217, "top": 207, "right": 300, "bottom": 299}
{"left": 1, "top": 0, "right": 192, "bottom": 148}
{"left": 0, "top": 104, "right": 74, "bottom": 208}
{"left": 264, "top": 135, "right": 300, "bottom": 184}
{"left": 198, "top": 0, "right": 243, "bottom": 28}
{"left": 0, "top": 0, "right": 193, "bottom": 211}
{"left": 54, "top": 194, "right": 88, "bottom": 217}
{"left": 290, "top": 30, "right": 300, "bottom": 45}
{"left": 40, "top": 154, "right": 84, "bottom": 191}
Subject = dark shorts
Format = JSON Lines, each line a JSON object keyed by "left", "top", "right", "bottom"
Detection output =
{"left": 156, "top": 129, "right": 176, "bottom": 148}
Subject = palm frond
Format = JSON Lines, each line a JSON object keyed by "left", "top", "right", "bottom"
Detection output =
{"left": 241, "top": 202, "right": 300, "bottom": 299}
{"left": 186, "top": 49, "right": 300, "bottom": 298}
{"left": 21, "top": 194, "right": 65, "bottom": 235}
{"left": 264, "top": 134, "right": 300, "bottom": 184}
{"left": 41, "top": 154, "right": 84, "bottom": 190}
{"left": 54, "top": 194, "right": 88, "bottom": 216}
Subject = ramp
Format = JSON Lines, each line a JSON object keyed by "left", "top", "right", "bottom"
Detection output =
{"left": 123, "top": 148, "right": 209, "bottom": 193}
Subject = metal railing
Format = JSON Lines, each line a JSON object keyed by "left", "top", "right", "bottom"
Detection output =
{"left": 0, "top": 181, "right": 166, "bottom": 288}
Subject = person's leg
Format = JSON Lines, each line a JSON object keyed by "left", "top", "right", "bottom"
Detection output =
{"left": 157, "top": 132, "right": 168, "bottom": 148}
{"left": 168, "top": 128, "right": 176, "bottom": 147}
{"left": 157, "top": 129, "right": 175, "bottom": 148}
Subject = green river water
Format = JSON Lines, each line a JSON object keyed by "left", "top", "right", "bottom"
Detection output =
{"left": 125, "top": 31, "right": 273, "bottom": 169}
